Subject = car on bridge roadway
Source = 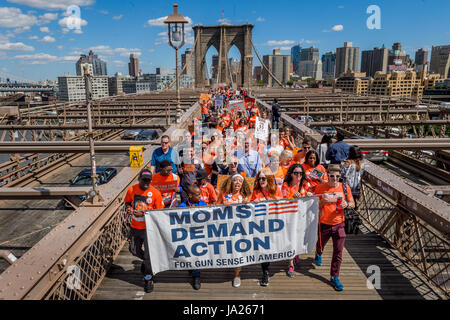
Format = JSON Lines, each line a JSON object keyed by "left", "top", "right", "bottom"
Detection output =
{"left": 122, "top": 129, "right": 143, "bottom": 140}
{"left": 64, "top": 167, "right": 118, "bottom": 209}
{"left": 349, "top": 136, "right": 388, "bottom": 163}
{"left": 134, "top": 129, "right": 160, "bottom": 141}
{"left": 315, "top": 126, "right": 337, "bottom": 137}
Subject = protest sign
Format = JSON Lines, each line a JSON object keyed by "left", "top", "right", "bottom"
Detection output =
{"left": 145, "top": 198, "right": 319, "bottom": 274}
{"left": 200, "top": 93, "right": 210, "bottom": 101}
{"left": 227, "top": 100, "right": 246, "bottom": 113}
{"left": 254, "top": 117, "right": 269, "bottom": 141}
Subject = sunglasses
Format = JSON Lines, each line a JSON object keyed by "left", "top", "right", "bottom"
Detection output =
{"left": 258, "top": 177, "right": 267, "bottom": 181}
{"left": 141, "top": 178, "right": 151, "bottom": 183}
{"left": 292, "top": 171, "right": 303, "bottom": 175}
{"left": 161, "top": 141, "right": 169, "bottom": 145}
{"left": 329, "top": 174, "right": 341, "bottom": 178}
{"left": 303, "top": 146, "right": 311, "bottom": 149}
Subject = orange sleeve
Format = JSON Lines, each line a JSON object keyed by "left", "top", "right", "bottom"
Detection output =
{"left": 124, "top": 186, "right": 133, "bottom": 203}
{"left": 208, "top": 184, "right": 218, "bottom": 202}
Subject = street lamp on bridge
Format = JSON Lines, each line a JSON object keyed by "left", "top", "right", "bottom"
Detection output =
{"left": 164, "top": 3, "right": 188, "bottom": 123}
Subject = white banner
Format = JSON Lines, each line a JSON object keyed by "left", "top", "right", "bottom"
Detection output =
{"left": 145, "top": 198, "right": 319, "bottom": 274}
{"left": 227, "top": 100, "right": 246, "bottom": 113}
{"left": 254, "top": 117, "right": 269, "bottom": 141}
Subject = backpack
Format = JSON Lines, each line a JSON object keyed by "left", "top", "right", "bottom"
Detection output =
{"left": 342, "top": 182, "right": 362, "bottom": 235}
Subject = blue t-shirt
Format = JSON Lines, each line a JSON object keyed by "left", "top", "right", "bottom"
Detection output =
{"left": 178, "top": 200, "right": 207, "bottom": 207}
{"left": 151, "top": 147, "right": 179, "bottom": 174}
{"left": 326, "top": 141, "right": 351, "bottom": 164}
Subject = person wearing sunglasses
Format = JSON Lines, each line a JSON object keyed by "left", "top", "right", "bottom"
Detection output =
{"left": 281, "top": 164, "right": 313, "bottom": 277}
{"left": 150, "top": 135, "right": 179, "bottom": 175}
{"left": 293, "top": 138, "right": 312, "bottom": 164}
{"left": 314, "top": 164, "right": 355, "bottom": 291}
{"left": 124, "top": 169, "right": 165, "bottom": 293}
{"left": 251, "top": 168, "right": 283, "bottom": 286}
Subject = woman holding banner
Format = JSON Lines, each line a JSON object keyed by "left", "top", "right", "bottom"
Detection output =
{"left": 302, "top": 150, "right": 328, "bottom": 193}
{"left": 282, "top": 164, "right": 313, "bottom": 277}
{"left": 251, "top": 168, "right": 283, "bottom": 286}
{"left": 216, "top": 174, "right": 252, "bottom": 287}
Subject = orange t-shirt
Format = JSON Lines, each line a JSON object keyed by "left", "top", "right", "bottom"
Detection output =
{"left": 201, "top": 104, "right": 208, "bottom": 115}
{"left": 199, "top": 182, "right": 218, "bottom": 205}
{"left": 280, "top": 138, "right": 294, "bottom": 151}
{"left": 150, "top": 172, "right": 180, "bottom": 207}
{"left": 281, "top": 181, "right": 311, "bottom": 199}
{"left": 248, "top": 115, "right": 257, "bottom": 128}
{"left": 251, "top": 188, "right": 283, "bottom": 201}
{"left": 314, "top": 182, "right": 353, "bottom": 226}
{"left": 279, "top": 161, "right": 295, "bottom": 179}
{"left": 124, "top": 184, "right": 164, "bottom": 229}
{"left": 302, "top": 163, "right": 328, "bottom": 191}
{"left": 217, "top": 191, "right": 250, "bottom": 205}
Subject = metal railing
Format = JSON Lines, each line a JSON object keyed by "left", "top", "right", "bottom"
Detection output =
{"left": 255, "top": 96, "right": 450, "bottom": 298}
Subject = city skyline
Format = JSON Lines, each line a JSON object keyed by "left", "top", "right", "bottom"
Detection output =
{"left": 0, "top": 0, "right": 449, "bottom": 81}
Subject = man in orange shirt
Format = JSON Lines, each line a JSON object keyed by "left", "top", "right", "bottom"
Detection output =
{"left": 150, "top": 160, "right": 181, "bottom": 207}
{"left": 195, "top": 168, "right": 217, "bottom": 205}
{"left": 124, "top": 169, "right": 165, "bottom": 293}
{"left": 248, "top": 110, "right": 258, "bottom": 129}
{"left": 293, "top": 138, "right": 312, "bottom": 164}
{"left": 313, "top": 164, "right": 355, "bottom": 291}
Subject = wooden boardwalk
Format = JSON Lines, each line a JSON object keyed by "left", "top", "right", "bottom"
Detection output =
{"left": 93, "top": 225, "right": 443, "bottom": 300}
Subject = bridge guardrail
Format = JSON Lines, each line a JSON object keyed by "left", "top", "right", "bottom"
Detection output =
{"left": 255, "top": 96, "right": 449, "bottom": 298}
{"left": 0, "top": 101, "right": 200, "bottom": 300}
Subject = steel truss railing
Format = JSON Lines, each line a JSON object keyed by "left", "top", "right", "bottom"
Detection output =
{"left": 254, "top": 96, "right": 449, "bottom": 298}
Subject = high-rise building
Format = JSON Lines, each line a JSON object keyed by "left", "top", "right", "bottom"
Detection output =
{"left": 128, "top": 54, "right": 140, "bottom": 78}
{"left": 58, "top": 75, "right": 109, "bottom": 101}
{"left": 298, "top": 47, "right": 321, "bottom": 79}
{"left": 262, "top": 49, "right": 290, "bottom": 87}
{"left": 291, "top": 45, "right": 302, "bottom": 75}
{"left": 387, "top": 42, "right": 411, "bottom": 73}
{"left": 211, "top": 54, "right": 219, "bottom": 80}
{"left": 76, "top": 50, "right": 107, "bottom": 76}
{"left": 181, "top": 48, "right": 195, "bottom": 77}
{"left": 430, "top": 45, "right": 450, "bottom": 78}
{"left": 253, "top": 66, "right": 262, "bottom": 82}
{"left": 321, "top": 52, "right": 336, "bottom": 79}
{"left": 361, "top": 47, "right": 389, "bottom": 78}
{"left": 335, "top": 42, "right": 360, "bottom": 77}
{"left": 415, "top": 48, "right": 429, "bottom": 73}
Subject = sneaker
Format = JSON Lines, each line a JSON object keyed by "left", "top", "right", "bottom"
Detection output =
{"left": 294, "top": 256, "right": 301, "bottom": 267}
{"left": 144, "top": 278, "right": 154, "bottom": 293}
{"left": 287, "top": 265, "right": 295, "bottom": 278}
{"left": 232, "top": 277, "right": 241, "bottom": 287}
{"left": 314, "top": 253, "right": 322, "bottom": 266}
{"left": 193, "top": 276, "right": 201, "bottom": 290}
{"left": 330, "top": 276, "right": 344, "bottom": 291}
{"left": 260, "top": 272, "right": 269, "bottom": 287}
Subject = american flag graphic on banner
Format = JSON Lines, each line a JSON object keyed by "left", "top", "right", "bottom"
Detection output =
{"left": 254, "top": 200, "right": 299, "bottom": 216}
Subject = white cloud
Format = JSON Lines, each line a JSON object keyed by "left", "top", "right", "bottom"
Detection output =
{"left": 266, "top": 40, "right": 295, "bottom": 46}
{"left": 147, "top": 15, "right": 193, "bottom": 27}
{"left": 279, "top": 46, "right": 291, "bottom": 51}
{"left": 58, "top": 16, "right": 88, "bottom": 33}
{"left": 0, "top": 41, "right": 34, "bottom": 52}
{"left": 0, "top": 7, "right": 38, "bottom": 28}
{"left": 40, "top": 35, "right": 55, "bottom": 42}
{"left": 299, "top": 38, "right": 321, "bottom": 44}
{"left": 99, "top": 10, "right": 108, "bottom": 15}
{"left": 12, "top": 52, "right": 78, "bottom": 64}
{"left": 28, "top": 35, "right": 38, "bottom": 40}
{"left": 57, "top": 45, "right": 63, "bottom": 50}
{"left": 256, "top": 17, "right": 265, "bottom": 22}
{"left": 112, "top": 14, "right": 123, "bottom": 20}
{"left": 218, "top": 18, "right": 231, "bottom": 25}
{"left": 7, "top": 0, "right": 95, "bottom": 10}
{"left": 38, "top": 12, "right": 58, "bottom": 24}
{"left": 86, "top": 45, "right": 142, "bottom": 57}
{"left": 323, "top": 24, "right": 344, "bottom": 32}
{"left": 338, "top": 5, "right": 344, "bottom": 9}
{"left": 112, "top": 60, "right": 126, "bottom": 67}
{"left": 40, "top": 26, "right": 50, "bottom": 33}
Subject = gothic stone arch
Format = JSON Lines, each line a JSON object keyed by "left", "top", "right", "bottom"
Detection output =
{"left": 193, "top": 24, "right": 253, "bottom": 88}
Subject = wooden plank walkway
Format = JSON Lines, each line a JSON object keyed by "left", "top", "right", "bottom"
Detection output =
{"left": 93, "top": 225, "right": 444, "bottom": 300}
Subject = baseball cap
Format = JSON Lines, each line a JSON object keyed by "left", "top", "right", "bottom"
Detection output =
{"left": 139, "top": 169, "right": 152, "bottom": 179}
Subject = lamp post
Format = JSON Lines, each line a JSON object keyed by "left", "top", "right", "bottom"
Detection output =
{"left": 164, "top": 4, "right": 188, "bottom": 123}
{"left": 83, "top": 65, "right": 104, "bottom": 205}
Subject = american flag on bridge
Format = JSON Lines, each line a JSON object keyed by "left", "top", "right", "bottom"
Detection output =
{"left": 254, "top": 200, "right": 299, "bottom": 216}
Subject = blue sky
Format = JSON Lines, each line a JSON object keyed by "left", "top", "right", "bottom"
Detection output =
{"left": 0, "top": 0, "right": 449, "bottom": 81}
